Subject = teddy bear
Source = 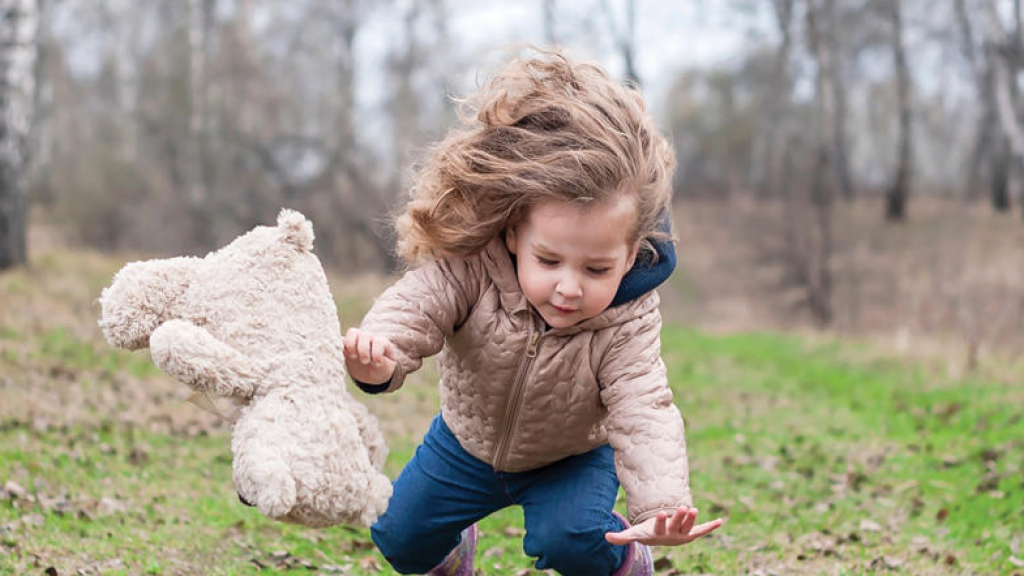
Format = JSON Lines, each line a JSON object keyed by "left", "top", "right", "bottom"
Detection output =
{"left": 97, "top": 209, "right": 393, "bottom": 528}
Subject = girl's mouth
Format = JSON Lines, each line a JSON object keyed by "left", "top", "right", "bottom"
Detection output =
{"left": 551, "top": 304, "right": 576, "bottom": 314}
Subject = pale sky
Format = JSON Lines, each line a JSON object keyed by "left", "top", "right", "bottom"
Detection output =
{"left": 357, "top": 1, "right": 767, "bottom": 117}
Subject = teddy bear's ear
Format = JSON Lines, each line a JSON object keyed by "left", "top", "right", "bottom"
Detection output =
{"left": 277, "top": 209, "right": 315, "bottom": 252}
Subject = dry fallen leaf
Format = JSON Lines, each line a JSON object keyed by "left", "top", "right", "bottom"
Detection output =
{"left": 3, "top": 480, "right": 27, "bottom": 500}
{"left": 96, "top": 496, "right": 127, "bottom": 517}
{"left": 483, "top": 546, "right": 505, "bottom": 558}
{"left": 859, "top": 519, "right": 882, "bottom": 532}
{"left": 358, "top": 556, "right": 381, "bottom": 571}
{"left": 866, "top": 556, "right": 902, "bottom": 571}
{"left": 20, "top": 513, "right": 45, "bottom": 528}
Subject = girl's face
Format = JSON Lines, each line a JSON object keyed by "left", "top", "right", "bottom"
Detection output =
{"left": 505, "top": 195, "right": 639, "bottom": 328}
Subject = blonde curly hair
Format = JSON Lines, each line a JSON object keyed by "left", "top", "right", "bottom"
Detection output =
{"left": 395, "top": 47, "right": 676, "bottom": 265}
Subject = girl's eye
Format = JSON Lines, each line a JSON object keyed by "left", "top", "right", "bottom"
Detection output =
{"left": 587, "top": 267, "right": 611, "bottom": 275}
{"left": 537, "top": 256, "right": 558, "bottom": 266}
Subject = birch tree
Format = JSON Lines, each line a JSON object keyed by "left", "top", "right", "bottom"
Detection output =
{"left": 0, "top": 0, "right": 39, "bottom": 269}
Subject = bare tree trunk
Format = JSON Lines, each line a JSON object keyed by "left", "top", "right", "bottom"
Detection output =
{"left": 992, "top": 133, "right": 1012, "bottom": 211}
{"left": 388, "top": 3, "right": 420, "bottom": 193}
{"left": 326, "top": 1, "right": 399, "bottom": 272}
{"left": 823, "top": 0, "right": 854, "bottom": 200}
{"left": 543, "top": 0, "right": 557, "bottom": 45}
{"left": 758, "top": 0, "right": 794, "bottom": 199}
{"left": 27, "top": 0, "right": 48, "bottom": 200}
{"left": 601, "top": 0, "right": 640, "bottom": 86}
{"left": 955, "top": 0, "right": 1013, "bottom": 209}
{"left": 955, "top": 0, "right": 985, "bottom": 201}
{"left": 113, "top": 0, "right": 139, "bottom": 160}
{"left": 885, "top": 0, "right": 912, "bottom": 222}
{"left": 0, "top": 0, "right": 40, "bottom": 270}
{"left": 802, "top": 0, "right": 835, "bottom": 326}
{"left": 982, "top": 1, "right": 1024, "bottom": 178}
{"left": 186, "top": 0, "right": 215, "bottom": 248}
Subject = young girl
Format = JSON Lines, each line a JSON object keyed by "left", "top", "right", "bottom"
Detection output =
{"left": 342, "top": 49, "right": 722, "bottom": 576}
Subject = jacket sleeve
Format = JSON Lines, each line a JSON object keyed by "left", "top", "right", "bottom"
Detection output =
{"left": 597, "top": 309, "right": 693, "bottom": 525}
{"left": 356, "top": 254, "right": 482, "bottom": 393}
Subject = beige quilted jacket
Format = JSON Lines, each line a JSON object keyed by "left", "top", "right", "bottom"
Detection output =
{"left": 359, "top": 237, "right": 692, "bottom": 524}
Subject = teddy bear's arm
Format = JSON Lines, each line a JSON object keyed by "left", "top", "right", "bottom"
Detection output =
{"left": 149, "top": 319, "right": 265, "bottom": 398}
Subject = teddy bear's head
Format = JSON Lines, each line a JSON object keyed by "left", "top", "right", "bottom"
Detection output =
{"left": 98, "top": 256, "right": 198, "bottom": 350}
{"left": 99, "top": 209, "right": 326, "bottom": 360}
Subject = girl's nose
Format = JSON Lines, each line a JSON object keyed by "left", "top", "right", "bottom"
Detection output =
{"left": 556, "top": 276, "right": 583, "bottom": 298}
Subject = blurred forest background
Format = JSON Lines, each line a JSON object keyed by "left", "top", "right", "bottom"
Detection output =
{"left": 2, "top": 0, "right": 1024, "bottom": 375}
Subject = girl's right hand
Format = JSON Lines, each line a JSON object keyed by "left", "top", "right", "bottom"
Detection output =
{"left": 343, "top": 328, "right": 398, "bottom": 385}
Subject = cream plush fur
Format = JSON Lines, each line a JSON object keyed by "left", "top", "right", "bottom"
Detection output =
{"left": 98, "top": 209, "right": 392, "bottom": 528}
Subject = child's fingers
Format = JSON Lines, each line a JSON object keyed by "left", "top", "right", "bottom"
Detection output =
{"left": 653, "top": 511, "right": 668, "bottom": 536}
{"left": 686, "top": 518, "right": 724, "bottom": 541}
{"left": 667, "top": 507, "right": 684, "bottom": 534}
{"left": 356, "top": 332, "right": 373, "bottom": 364}
{"left": 343, "top": 328, "right": 358, "bottom": 356}
{"left": 604, "top": 527, "right": 637, "bottom": 545}
{"left": 678, "top": 507, "right": 697, "bottom": 536}
{"left": 370, "top": 336, "right": 388, "bottom": 364}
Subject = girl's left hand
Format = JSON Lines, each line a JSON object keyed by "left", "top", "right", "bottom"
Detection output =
{"left": 605, "top": 507, "right": 723, "bottom": 546}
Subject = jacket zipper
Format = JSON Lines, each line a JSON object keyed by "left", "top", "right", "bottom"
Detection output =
{"left": 492, "top": 328, "right": 541, "bottom": 469}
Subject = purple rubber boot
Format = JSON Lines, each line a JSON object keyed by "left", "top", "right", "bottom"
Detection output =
{"left": 426, "top": 524, "right": 478, "bottom": 576}
{"left": 610, "top": 512, "right": 654, "bottom": 576}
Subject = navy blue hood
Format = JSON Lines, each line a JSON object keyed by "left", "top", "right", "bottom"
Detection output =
{"left": 610, "top": 211, "right": 676, "bottom": 307}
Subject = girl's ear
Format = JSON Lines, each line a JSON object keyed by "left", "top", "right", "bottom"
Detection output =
{"left": 504, "top": 225, "right": 518, "bottom": 255}
{"left": 625, "top": 240, "right": 640, "bottom": 270}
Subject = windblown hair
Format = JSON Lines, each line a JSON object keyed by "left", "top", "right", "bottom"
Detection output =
{"left": 395, "top": 48, "right": 676, "bottom": 265}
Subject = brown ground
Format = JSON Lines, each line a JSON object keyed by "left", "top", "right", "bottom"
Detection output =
{"left": 667, "top": 196, "right": 1024, "bottom": 381}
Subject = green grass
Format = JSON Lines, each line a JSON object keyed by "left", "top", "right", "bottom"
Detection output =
{"left": 31, "top": 327, "right": 162, "bottom": 378}
{"left": 2, "top": 327, "right": 1021, "bottom": 575}
{"left": 661, "top": 329, "right": 1023, "bottom": 575}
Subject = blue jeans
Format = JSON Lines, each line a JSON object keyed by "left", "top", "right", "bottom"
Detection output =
{"left": 371, "top": 414, "right": 629, "bottom": 576}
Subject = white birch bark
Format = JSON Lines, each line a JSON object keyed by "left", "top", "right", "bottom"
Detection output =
{"left": 0, "top": 0, "right": 40, "bottom": 268}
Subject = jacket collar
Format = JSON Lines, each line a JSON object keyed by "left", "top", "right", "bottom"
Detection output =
{"left": 610, "top": 241, "right": 675, "bottom": 307}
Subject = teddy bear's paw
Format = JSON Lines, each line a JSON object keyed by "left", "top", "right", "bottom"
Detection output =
{"left": 149, "top": 320, "right": 196, "bottom": 376}
{"left": 360, "top": 473, "right": 394, "bottom": 525}
{"left": 235, "top": 456, "right": 298, "bottom": 521}
{"left": 251, "top": 474, "right": 297, "bottom": 520}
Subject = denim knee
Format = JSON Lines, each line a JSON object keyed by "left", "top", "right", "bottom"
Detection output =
{"left": 523, "top": 518, "right": 624, "bottom": 576}
{"left": 371, "top": 519, "right": 447, "bottom": 575}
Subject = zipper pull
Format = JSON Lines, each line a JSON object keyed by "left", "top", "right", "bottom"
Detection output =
{"left": 526, "top": 332, "right": 540, "bottom": 358}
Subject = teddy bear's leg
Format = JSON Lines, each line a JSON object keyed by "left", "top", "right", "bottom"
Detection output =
{"left": 149, "top": 319, "right": 265, "bottom": 399}
{"left": 343, "top": 391, "right": 389, "bottom": 471}
{"left": 232, "top": 432, "right": 297, "bottom": 520}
